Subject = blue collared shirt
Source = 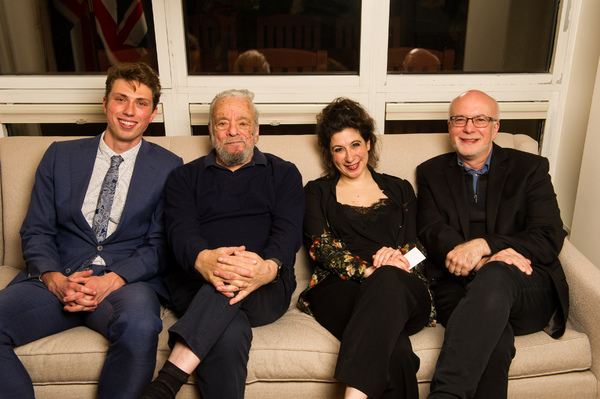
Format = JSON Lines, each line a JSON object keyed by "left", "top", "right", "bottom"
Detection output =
{"left": 458, "top": 148, "right": 493, "bottom": 192}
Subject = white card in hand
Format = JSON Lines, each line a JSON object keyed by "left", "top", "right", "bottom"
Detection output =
{"left": 405, "top": 247, "right": 426, "bottom": 269}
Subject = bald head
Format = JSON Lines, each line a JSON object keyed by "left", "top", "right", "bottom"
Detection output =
{"left": 449, "top": 90, "right": 499, "bottom": 120}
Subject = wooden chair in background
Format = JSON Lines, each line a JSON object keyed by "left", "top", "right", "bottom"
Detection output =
{"left": 228, "top": 48, "right": 327, "bottom": 73}
{"left": 257, "top": 14, "right": 321, "bottom": 50}
{"left": 335, "top": 15, "right": 360, "bottom": 50}
{"left": 186, "top": 13, "right": 237, "bottom": 72}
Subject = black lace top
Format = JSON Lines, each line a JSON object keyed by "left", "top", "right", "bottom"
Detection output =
{"left": 335, "top": 198, "right": 401, "bottom": 263}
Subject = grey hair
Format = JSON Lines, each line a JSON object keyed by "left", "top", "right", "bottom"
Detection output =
{"left": 208, "top": 89, "right": 260, "bottom": 133}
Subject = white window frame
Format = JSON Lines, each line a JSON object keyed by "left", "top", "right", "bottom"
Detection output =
{"left": 0, "top": 0, "right": 579, "bottom": 176}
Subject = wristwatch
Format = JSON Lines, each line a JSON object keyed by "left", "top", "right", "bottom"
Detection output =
{"left": 268, "top": 258, "right": 283, "bottom": 283}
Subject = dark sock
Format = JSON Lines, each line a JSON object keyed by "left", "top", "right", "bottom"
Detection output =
{"left": 140, "top": 360, "right": 190, "bottom": 399}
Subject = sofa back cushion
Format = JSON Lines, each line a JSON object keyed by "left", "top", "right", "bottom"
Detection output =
{"left": 0, "top": 133, "right": 537, "bottom": 270}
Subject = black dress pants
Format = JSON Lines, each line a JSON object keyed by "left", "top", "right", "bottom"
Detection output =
{"left": 428, "top": 262, "right": 557, "bottom": 399}
{"left": 308, "top": 266, "right": 431, "bottom": 398}
{"left": 165, "top": 268, "right": 294, "bottom": 399}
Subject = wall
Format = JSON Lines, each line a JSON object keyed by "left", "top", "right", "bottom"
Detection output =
{"left": 463, "top": 0, "right": 510, "bottom": 71}
{"left": 0, "top": 0, "right": 46, "bottom": 73}
{"left": 553, "top": 0, "right": 600, "bottom": 231}
{"left": 570, "top": 56, "right": 600, "bottom": 266}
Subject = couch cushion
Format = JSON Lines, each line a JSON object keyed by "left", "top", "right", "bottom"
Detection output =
{"left": 411, "top": 323, "right": 592, "bottom": 382}
{"left": 0, "top": 264, "right": 20, "bottom": 289}
{"left": 156, "top": 304, "right": 591, "bottom": 387}
{"left": 16, "top": 326, "right": 107, "bottom": 384}
{"left": 11, "top": 305, "right": 591, "bottom": 390}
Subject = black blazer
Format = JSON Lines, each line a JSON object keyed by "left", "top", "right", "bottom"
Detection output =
{"left": 416, "top": 144, "right": 568, "bottom": 337}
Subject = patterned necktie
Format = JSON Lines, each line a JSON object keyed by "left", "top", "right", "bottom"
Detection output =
{"left": 92, "top": 155, "right": 123, "bottom": 242}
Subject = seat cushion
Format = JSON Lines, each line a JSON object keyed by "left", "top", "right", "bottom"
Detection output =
{"left": 158, "top": 305, "right": 591, "bottom": 387}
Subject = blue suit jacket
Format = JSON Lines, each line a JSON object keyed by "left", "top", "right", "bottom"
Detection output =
{"left": 11, "top": 135, "right": 183, "bottom": 299}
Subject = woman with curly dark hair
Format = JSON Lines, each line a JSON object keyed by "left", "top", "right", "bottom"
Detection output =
{"left": 298, "top": 98, "right": 434, "bottom": 399}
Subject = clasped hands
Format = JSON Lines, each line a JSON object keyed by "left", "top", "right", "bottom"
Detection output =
{"left": 364, "top": 246, "right": 411, "bottom": 278}
{"left": 195, "top": 246, "right": 278, "bottom": 305}
{"left": 41, "top": 270, "right": 126, "bottom": 312}
{"left": 445, "top": 238, "right": 532, "bottom": 276}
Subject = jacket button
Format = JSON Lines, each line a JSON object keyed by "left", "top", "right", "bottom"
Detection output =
{"left": 97, "top": 245, "right": 103, "bottom": 251}
{"left": 65, "top": 268, "right": 71, "bottom": 274}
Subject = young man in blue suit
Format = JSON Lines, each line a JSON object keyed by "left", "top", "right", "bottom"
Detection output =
{"left": 0, "top": 62, "right": 183, "bottom": 399}
{"left": 418, "top": 90, "right": 568, "bottom": 399}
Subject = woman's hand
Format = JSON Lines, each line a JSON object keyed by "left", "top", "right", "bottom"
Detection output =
{"left": 372, "top": 247, "right": 411, "bottom": 272}
{"left": 363, "top": 266, "right": 377, "bottom": 278}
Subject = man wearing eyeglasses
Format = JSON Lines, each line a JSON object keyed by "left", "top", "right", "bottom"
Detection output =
{"left": 142, "top": 89, "right": 304, "bottom": 399}
{"left": 417, "top": 90, "right": 568, "bottom": 399}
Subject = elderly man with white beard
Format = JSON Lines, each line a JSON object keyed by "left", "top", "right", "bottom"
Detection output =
{"left": 141, "top": 89, "right": 304, "bottom": 399}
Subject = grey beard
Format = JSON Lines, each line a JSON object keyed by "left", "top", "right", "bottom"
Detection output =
{"left": 210, "top": 132, "right": 256, "bottom": 166}
{"left": 216, "top": 145, "right": 253, "bottom": 166}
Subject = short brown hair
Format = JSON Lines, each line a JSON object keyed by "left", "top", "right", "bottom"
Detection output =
{"left": 105, "top": 62, "right": 161, "bottom": 109}
{"left": 316, "top": 98, "right": 379, "bottom": 178}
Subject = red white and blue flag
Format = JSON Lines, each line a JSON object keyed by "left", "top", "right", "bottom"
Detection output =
{"left": 93, "top": 0, "right": 149, "bottom": 65}
{"left": 53, "top": 0, "right": 150, "bottom": 70}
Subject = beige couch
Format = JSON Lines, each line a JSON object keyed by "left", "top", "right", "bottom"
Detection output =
{"left": 0, "top": 133, "right": 598, "bottom": 399}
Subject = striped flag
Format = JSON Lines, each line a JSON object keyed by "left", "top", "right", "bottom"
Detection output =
{"left": 93, "top": 0, "right": 149, "bottom": 66}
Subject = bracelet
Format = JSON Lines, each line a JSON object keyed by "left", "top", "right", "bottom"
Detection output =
{"left": 268, "top": 258, "right": 283, "bottom": 283}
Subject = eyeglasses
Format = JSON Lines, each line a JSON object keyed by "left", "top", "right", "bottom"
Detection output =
{"left": 449, "top": 115, "right": 497, "bottom": 128}
{"left": 213, "top": 120, "right": 254, "bottom": 132}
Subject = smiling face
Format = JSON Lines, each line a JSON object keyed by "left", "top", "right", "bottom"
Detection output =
{"left": 209, "top": 96, "right": 258, "bottom": 170}
{"left": 448, "top": 90, "right": 500, "bottom": 169}
{"left": 330, "top": 128, "right": 371, "bottom": 180}
{"left": 103, "top": 79, "right": 157, "bottom": 153}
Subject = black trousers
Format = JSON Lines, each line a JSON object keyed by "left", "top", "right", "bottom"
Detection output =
{"left": 428, "top": 262, "right": 557, "bottom": 399}
{"left": 165, "top": 268, "right": 294, "bottom": 399}
{"left": 308, "top": 266, "right": 431, "bottom": 399}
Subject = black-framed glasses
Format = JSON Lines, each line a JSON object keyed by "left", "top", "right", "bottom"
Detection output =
{"left": 449, "top": 115, "right": 497, "bottom": 128}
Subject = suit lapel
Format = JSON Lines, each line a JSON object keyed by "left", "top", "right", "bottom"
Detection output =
{"left": 486, "top": 144, "right": 508, "bottom": 234}
{"left": 444, "top": 154, "right": 471, "bottom": 240}
{"left": 70, "top": 136, "right": 102, "bottom": 239}
{"left": 112, "top": 139, "right": 160, "bottom": 237}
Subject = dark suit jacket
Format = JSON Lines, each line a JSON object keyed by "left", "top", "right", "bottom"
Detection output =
{"left": 11, "top": 135, "right": 183, "bottom": 299}
{"left": 417, "top": 143, "right": 568, "bottom": 337}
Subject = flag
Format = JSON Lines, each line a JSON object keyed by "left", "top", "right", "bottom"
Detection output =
{"left": 93, "top": 0, "right": 149, "bottom": 66}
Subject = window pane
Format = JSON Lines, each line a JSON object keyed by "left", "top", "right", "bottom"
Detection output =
{"left": 388, "top": 0, "right": 559, "bottom": 73}
{"left": 0, "top": 0, "right": 157, "bottom": 75}
{"left": 6, "top": 122, "right": 165, "bottom": 137}
{"left": 385, "top": 119, "right": 544, "bottom": 144}
{"left": 184, "top": 0, "right": 361, "bottom": 75}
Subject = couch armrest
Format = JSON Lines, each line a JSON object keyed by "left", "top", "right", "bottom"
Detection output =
{"left": 560, "top": 239, "right": 600, "bottom": 379}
